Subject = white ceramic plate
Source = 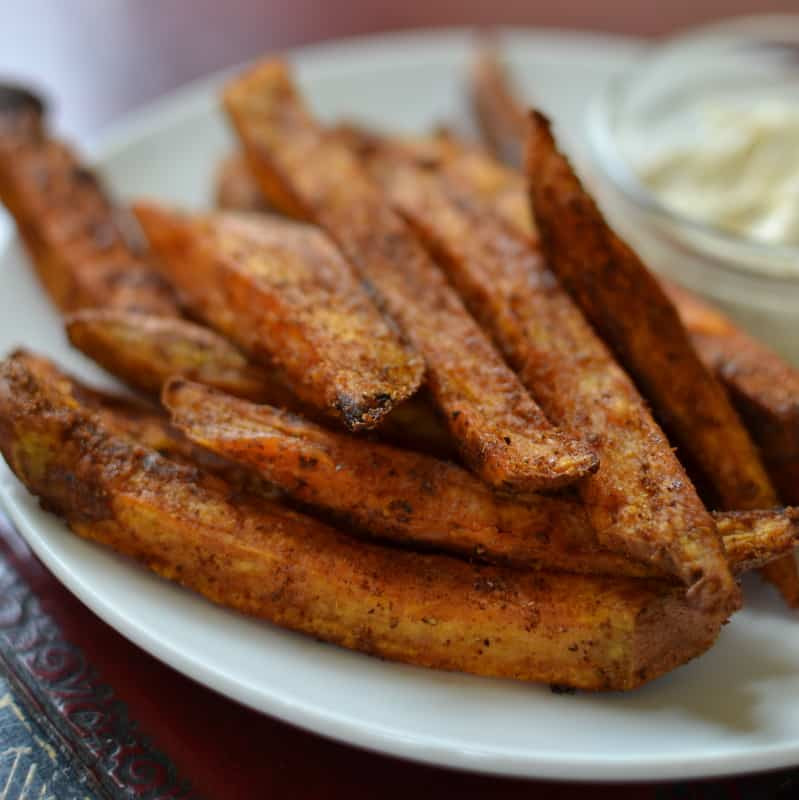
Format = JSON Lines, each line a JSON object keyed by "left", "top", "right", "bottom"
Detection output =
{"left": 1, "top": 29, "right": 798, "bottom": 783}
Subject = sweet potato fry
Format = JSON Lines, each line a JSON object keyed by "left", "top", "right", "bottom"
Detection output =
{"left": 66, "top": 309, "right": 284, "bottom": 403}
{"left": 0, "top": 350, "right": 733, "bottom": 690}
{"left": 66, "top": 307, "right": 456, "bottom": 458}
{"left": 135, "top": 204, "right": 423, "bottom": 431}
{"left": 223, "top": 59, "right": 598, "bottom": 492}
{"left": 163, "top": 379, "right": 796, "bottom": 581}
{"left": 470, "top": 46, "right": 528, "bottom": 168}
{"left": 526, "top": 113, "right": 799, "bottom": 605}
{"left": 0, "top": 85, "right": 177, "bottom": 316}
{"left": 13, "top": 349, "right": 279, "bottom": 497}
{"left": 664, "top": 282, "right": 799, "bottom": 505}
{"left": 527, "top": 115, "right": 775, "bottom": 505}
{"left": 365, "top": 148, "right": 737, "bottom": 610}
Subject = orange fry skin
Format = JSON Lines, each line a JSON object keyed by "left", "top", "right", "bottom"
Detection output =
{"left": 526, "top": 112, "right": 798, "bottom": 606}
{"left": 163, "top": 379, "right": 795, "bottom": 581}
{"left": 66, "top": 307, "right": 455, "bottom": 458}
{"left": 366, "top": 149, "right": 738, "bottom": 611}
{"left": 134, "top": 204, "right": 424, "bottom": 431}
{"left": 0, "top": 85, "right": 177, "bottom": 316}
{"left": 526, "top": 113, "right": 776, "bottom": 509}
{"left": 223, "top": 59, "right": 598, "bottom": 492}
{"left": 66, "top": 309, "right": 285, "bottom": 404}
{"left": 0, "top": 350, "right": 730, "bottom": 692}
{"left": 665, "top": 282, "right": 799, "bottom": 507}
{"left": 13, "top": 349, "right": 279, "bottom": 497}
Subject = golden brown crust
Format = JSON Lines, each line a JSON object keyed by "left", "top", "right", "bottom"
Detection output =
{"left": 163, "top": 379, "right": 797, "bottom": 580}
{"left": 367, "top": 148, "right": 737, "bottom": 611}
{"left": 223, "top": 59, "right": 598, "bottom": 492}
{"left": 0, "top": 350, "right": 728, "bottom": 691}
{"left": 469, "top": 47, "right": 528, "bottom": 168}
{"left": 135, "top": 204, "right": 423, "bottom": 431}
{"left": 0, "top": 99, "right": 178, "bottom": 316}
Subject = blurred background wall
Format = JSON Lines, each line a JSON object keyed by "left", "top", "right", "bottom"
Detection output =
{"left": 1, "top": 0, "right": 795, "bottom": 137}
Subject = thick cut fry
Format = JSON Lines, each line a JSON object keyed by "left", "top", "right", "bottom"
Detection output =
{"left": 67, "top": 309, "right": 284, "bottom": 403}
{"left": 364, "top": 149, "right": 737, "bottom": 610}
{"left": 66, "top": 308, "right": 456, "bottom": 458}
{"left": 526, "top": 113, "right": 799, "bottom": 605}
{"left": 470, "top": 47, "right": 528, "bottom": 168}
{"left": 13, "top": 349, "right": 278, "bottom": 497}
{"left": 464, "top": 51, "right": 799, "bottom": 500}
{"left": 0, "top": 85, "right": 178, "bottom": 316}
{"left": 666, "top": 283, "right": 799, "bottom": 605}
{"left": 223, "top": 59, "right": 598, "bottom": 492}
{"left": 526, "top": 114, "right": 775, "bottom": 506}
{"left": 0, "top": 351, "right": 732, "bottom": 690}
{"left": 665, "top": 282, "right": 799, "bottom": 505}
{"left": 163, "top": 379, "right": 796, "bottom": 580}
{"left": 135, "top": 204, "right": 423, "bottom": 431}
{"left": 466, "top": 68, "right": 799, "bottom": 606}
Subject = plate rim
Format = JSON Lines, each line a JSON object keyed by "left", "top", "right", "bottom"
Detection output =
{"left": 3, "top": 26, "right": 799, "bottom": 783}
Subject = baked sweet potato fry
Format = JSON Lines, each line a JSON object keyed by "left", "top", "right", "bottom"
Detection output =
{"left": 66, "top": 309, "right": 285, "bottom": 403}
{"left": 12, "top": 349, "right": 279, "bottom": 496}
{"left": 163, "top": 379, "right": 796, "bottom": 580}
{"left": 135, "top": 204, "right": 423, "bottom": 431}
{"left": 223, "top": 59, "right": 598, "bottom": 492}
{"left": 526, "top": 112, "right": 799, "bottom": 605}
{"left": 0, "top": 85, "right": 177, "bottom": 316}
{"left": 527, "top": 115, "right": 775, "bottom": 505}
{"left": 0, "top": 350, "right": 735, "bottom": 690}
{"left": 365, "top": 148, "right": 738, "bottom": 610}
{"left": 664, "top": 282, "right": 799, "bottom": 506}
{"left": 465, "top": 50, "right": 799, "bottom": 491}
{"left": 66, "top": 308, "right": 456, "bottom": 458}
{"left": 470, "top": 46, "right": 528, "bottom": 168}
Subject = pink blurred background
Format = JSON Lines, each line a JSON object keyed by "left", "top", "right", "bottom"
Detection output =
{"left": 1, "top": 0, "right": 795, "bottom": 137}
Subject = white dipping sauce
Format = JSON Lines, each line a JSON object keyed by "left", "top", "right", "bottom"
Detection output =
{"left": 635, "top": 100, "right": 799, "bottom": 250}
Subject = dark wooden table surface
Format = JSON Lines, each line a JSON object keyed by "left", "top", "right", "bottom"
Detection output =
{"left": 2, "top": 2, "right": 799, "bottom": 798}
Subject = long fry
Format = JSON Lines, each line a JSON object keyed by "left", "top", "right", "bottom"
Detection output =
{"left": 163, "top": 379, "right": 796, "bottom": 581}
{"left": 465, "top": 48, "right": 799, "bottom": 498}
{"left": 66, "top": 308, "right": 456, "bottom": 458}
{"left": 135, "top": 204, "right": 423, "bottom": 431}
{"left": 365, "top": 147, "right": 737, "bottom": 610}
{"left": 67, "top": 309, "right": 284, "bottom": 403}
{"left": 0, "top": 85, "right": 177, "bottom": 316}
{"left": 14, "top": 350, "right": 279, "bottom": 498}
{"left": 223, "top": 59, "right": 598, "bottom": 492}
{"left": 526, "top": 112, "right": 799, "bottom": 605}
{"left": 0, "top": 350, "right": 733, "bottom": 691}
{"left": 467, "top": 56, "right": 799, "bottom": 605}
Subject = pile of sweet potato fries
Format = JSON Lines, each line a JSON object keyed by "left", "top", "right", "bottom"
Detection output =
{"left": 0, "top": 50, "right": 797, "bottom": 691}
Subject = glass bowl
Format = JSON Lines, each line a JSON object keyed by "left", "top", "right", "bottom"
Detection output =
{"left": 586, "top": 15, "right": 799, "bottom": 363}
